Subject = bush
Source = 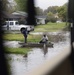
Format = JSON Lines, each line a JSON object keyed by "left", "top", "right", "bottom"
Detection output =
{"left": 50, "top": 17, "right": 57, "bottom": 23}
{"left": 46, "top": 16, "right": 57, "bottom": 23}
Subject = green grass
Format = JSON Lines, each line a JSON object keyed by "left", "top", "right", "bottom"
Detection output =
{"left": 3, "top": 33, "right": 42, "bottom": 42}
{"left": 3, "top": 33, "right": 24, "bottom": 41}
{"left": 4, "top": 47, "right": 31, "bottom": 54}
{"left": 3, "top": 33, "right": 66, "bottom": 43}
{"left": 34, "top": 22, "right": 67, "bottom": 32}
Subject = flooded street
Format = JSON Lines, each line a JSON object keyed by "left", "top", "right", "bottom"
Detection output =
{"left": 5, "top": 32, "right": 70, "bottom": 75}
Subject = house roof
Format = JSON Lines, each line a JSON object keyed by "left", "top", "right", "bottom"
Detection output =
{"left": 2, "top": 11, "right": 27, "bottom": 19}
{"left": 2, "top": 11, "right": 46, "bottom": 19}
{"left": 12, "top": 11, "right": 27, "bottom": 17}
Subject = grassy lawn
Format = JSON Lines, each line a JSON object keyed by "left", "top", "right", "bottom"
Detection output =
{"left": 3, "top": 33, "right": 24, "bottom": 41}
{"left": 3, "top": 33, "right": 65, "bottom": 43}
{"left": 4, "top": 47, "right": 31, "bottom": 54}
{"left": 3, "top": 33, "right": 42, "bottom": 42}
{"left": 33, "top": 22, "right": 67, "bottom": 32}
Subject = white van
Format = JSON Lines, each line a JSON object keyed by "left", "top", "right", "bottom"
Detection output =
{"left": 2, "top": 20, "right": 34, "bottom": 32}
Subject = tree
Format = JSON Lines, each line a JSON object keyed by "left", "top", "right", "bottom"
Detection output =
{"left": 2, "top": 0, "right": 9, "bottom": 11}
{"left": 35, "top": 7, "right": 44, "bottom": 16}
{"left": 46, "top": 12, "right": 57, "bottom": 23}
{"left": 44, "top": 6, "right": 59, "bottom": 15}
{"left": 2, "top": 0, "right": 16, "bottom": 13}
{"left": 57, "top": 3, "right": 67, "bottom": 21}
{"left": 14, "top": 0, "right": 27, "bottom": 12}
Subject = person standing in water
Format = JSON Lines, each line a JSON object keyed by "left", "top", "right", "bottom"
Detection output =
{"left": 21, "top": 28, "right": 28, "bottom": 43}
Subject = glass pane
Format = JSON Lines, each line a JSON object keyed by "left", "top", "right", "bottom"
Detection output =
{"left": 2, "top": 0, "right": 72, "bottom": 75}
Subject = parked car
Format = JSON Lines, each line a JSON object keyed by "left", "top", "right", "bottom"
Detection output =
{"left": 2, "top": 20, "right": 34, "bottom": 32}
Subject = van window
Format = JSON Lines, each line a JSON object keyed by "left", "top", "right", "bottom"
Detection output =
{"left": 10, "top": 22, "right": 13, "bottom": 25}
{"left": 16, "top": 22, "right": 19, "bottom": 25}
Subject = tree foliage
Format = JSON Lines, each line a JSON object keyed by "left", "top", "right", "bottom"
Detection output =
{"left": 2, "top": 0, "right": 9, "bottom": 11}
{"left": 35, "top": 7, "right": 44, "bottom": 16}
{"left": 46, "top": 12, "right": 57, "bottom": 22}
{"left": 43, "top": 3, "right": 67, "bottom": 22}
{"left": 14, "top": 0, "right": 27, "bottom": 12}
{"left": 57, "top": 3, "right": 67, "bottom": 21}
{"left": 2, "top": 0, "right": 16, "bottom": 13}
{"left": 44, "top": 6, "right": 59, "bottom": 15}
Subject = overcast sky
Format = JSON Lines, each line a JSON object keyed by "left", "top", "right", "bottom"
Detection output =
{"left": 35, "top": 0, "right": 68, "bottom": 10}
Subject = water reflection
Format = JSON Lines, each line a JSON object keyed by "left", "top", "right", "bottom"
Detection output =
{"left": 42, "top": 47, "right": 48, "bottom": 56}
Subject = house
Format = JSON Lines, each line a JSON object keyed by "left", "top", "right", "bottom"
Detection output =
{"left": 1, "top": 11, "right": 21, "bottom": 25}
{"left": 2, "top": 11, "right": 46, "bottom": 25}
{"left": 36, "top": 16, "right": 46, "bottom": 25}
{"left": 12, "top": 11, "right": 27, "bottom": 16}
{"left": 12, "top": 11, "right": 27, "bottom": 24}
{"left": 2, "top": 11, "right": 28, "bottom": 25}
{"left": 12, "top": 13, "right": 46, "bottom": 25}
{"left": 2, "top": 11, "right": 20, "bottom": 21}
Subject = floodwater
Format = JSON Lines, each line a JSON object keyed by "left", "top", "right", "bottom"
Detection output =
{"left": 5, "top": 32, "right": 70, "bottom": 75}
{"left": 4, "top": 41, "right": 22, "bottom": 48}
